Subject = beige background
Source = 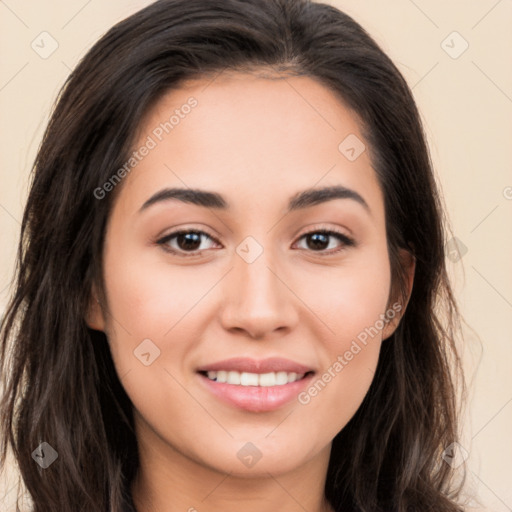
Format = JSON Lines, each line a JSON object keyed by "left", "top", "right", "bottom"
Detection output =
{"left": 1, "top": 1, "right": 511, "bottom": 510}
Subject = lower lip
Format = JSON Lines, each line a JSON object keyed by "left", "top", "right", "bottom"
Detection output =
{"left": 197, "top": 372, "right": 314, "bottom": 412}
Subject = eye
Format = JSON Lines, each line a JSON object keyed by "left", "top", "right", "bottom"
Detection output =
{"left": 156, "top": 226, "right": 356, "bottom": 258}
{"left": 294, "top": 228, "right": 355, "bottom": 255}
{"left": 156, "top": 229, "right": 220, "bottom": 257}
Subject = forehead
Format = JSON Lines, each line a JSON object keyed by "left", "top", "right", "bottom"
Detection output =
{"left": 140, "top": 70, "right": 364, "bottom": 150}
{"left": 116, "top": 71, "right": 384, "bottom": 220}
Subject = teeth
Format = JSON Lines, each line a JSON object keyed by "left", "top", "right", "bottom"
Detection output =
{"left": 227, "top": 370, "right": 240, "bottom": 385}
{"left": 240, "top": 372, "right": 259, "bottom": 386}
{"left": 205, "top": 370, "right": 304, "bottom": 386}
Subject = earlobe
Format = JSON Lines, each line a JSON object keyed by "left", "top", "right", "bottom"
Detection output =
{"left": 85, "top": 284, "right": 106, "bottom": 332}
{"left": 382, "top": 248, "right": 416, "bottom": 340}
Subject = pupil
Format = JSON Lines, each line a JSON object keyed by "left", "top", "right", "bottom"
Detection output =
{"left": 308, "top": 233, "right": 328, "bottom": 250}
{"left": 178, "top": 232, "right": 201, "bottom": 251}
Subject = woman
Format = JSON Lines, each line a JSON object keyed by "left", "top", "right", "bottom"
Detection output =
{"left": 0, "top": 0, "right": 467, "bottom": 510}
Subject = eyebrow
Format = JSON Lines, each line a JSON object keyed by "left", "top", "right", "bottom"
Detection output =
{"left": 140, "top": 185, "right": 370, "bottom": 215}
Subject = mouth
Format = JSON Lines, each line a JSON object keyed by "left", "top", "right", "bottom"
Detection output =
{"left": 198, "top": 369, "right": 314, "bottom": 387}
{"left": 195, "top": 358, "right": 316, "bottom": 412}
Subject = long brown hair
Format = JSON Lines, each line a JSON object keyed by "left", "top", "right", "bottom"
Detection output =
{"left": 1, "top": 0, "right": 467, "bottom": 510}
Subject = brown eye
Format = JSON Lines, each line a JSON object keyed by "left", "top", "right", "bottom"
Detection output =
{"left": 295, "top": 229, "right": 355, "bottom": 254}
{"left": 305, "top": 232, "right": 330, "bottom": 251}
{"left": 175, "top": 232, "right": 202, "bottom": 251}
{"left": 157, "top": 230, "right": 219, "bottom": 256}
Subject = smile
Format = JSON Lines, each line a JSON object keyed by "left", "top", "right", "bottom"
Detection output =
{"left": 202, "top": 370, "right": 307, "bottom": 386}
{"left": 197, "top": 370, "right": 315, "bottom": 413}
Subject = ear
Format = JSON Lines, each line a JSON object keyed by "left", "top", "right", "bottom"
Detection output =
{"left": 382, "top": 248, "right": 416, "bottom": 341}
{"left": 85, "top": 283, "right": 106, "bottom": 332}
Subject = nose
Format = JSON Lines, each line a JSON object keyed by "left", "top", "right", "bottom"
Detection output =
{"left": 219, "top": 247, "right": 299, "bottom": 340}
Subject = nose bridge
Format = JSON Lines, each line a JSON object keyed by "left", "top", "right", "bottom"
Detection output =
{"left": 220, "top": 237, "right": 298, "bottom": 337}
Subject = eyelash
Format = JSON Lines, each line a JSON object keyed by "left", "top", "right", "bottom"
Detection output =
{"left": 156, "top": 226, "right": 356, "bottom": 258}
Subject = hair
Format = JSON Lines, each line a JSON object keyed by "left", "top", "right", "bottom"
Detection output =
{"left": 0, "top": 0, "right": 467, "bottom": 510}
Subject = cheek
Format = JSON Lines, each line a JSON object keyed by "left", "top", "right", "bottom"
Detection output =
{"left": 103, "top": 242, "right": 211, "bottom": 336}
{"left": 293, "top": 252, "right": 390, "bottom": 421}
{"left": 296, "top": 253, "right": 391, "bottom": 343}
{"left": 101, "top": 242, "right": 225, "bottom": 384}
{"left": 101, "top": 257, "right": 214, "bottom": 430}
{"left": 298, "top": 346, "right": 379, "bottom": 443}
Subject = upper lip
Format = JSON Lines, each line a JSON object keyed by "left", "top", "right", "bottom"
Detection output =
{"left": 197, "top": 357, "right": 315, "bottom": 374}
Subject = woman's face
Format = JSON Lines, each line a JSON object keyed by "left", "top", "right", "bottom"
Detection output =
{"left": 88, "top": 71, "right": 413, "bottom": 479}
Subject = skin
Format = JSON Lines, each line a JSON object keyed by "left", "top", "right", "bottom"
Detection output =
{"left": 87, "top": 71, "right": 415, "bottom": 512}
